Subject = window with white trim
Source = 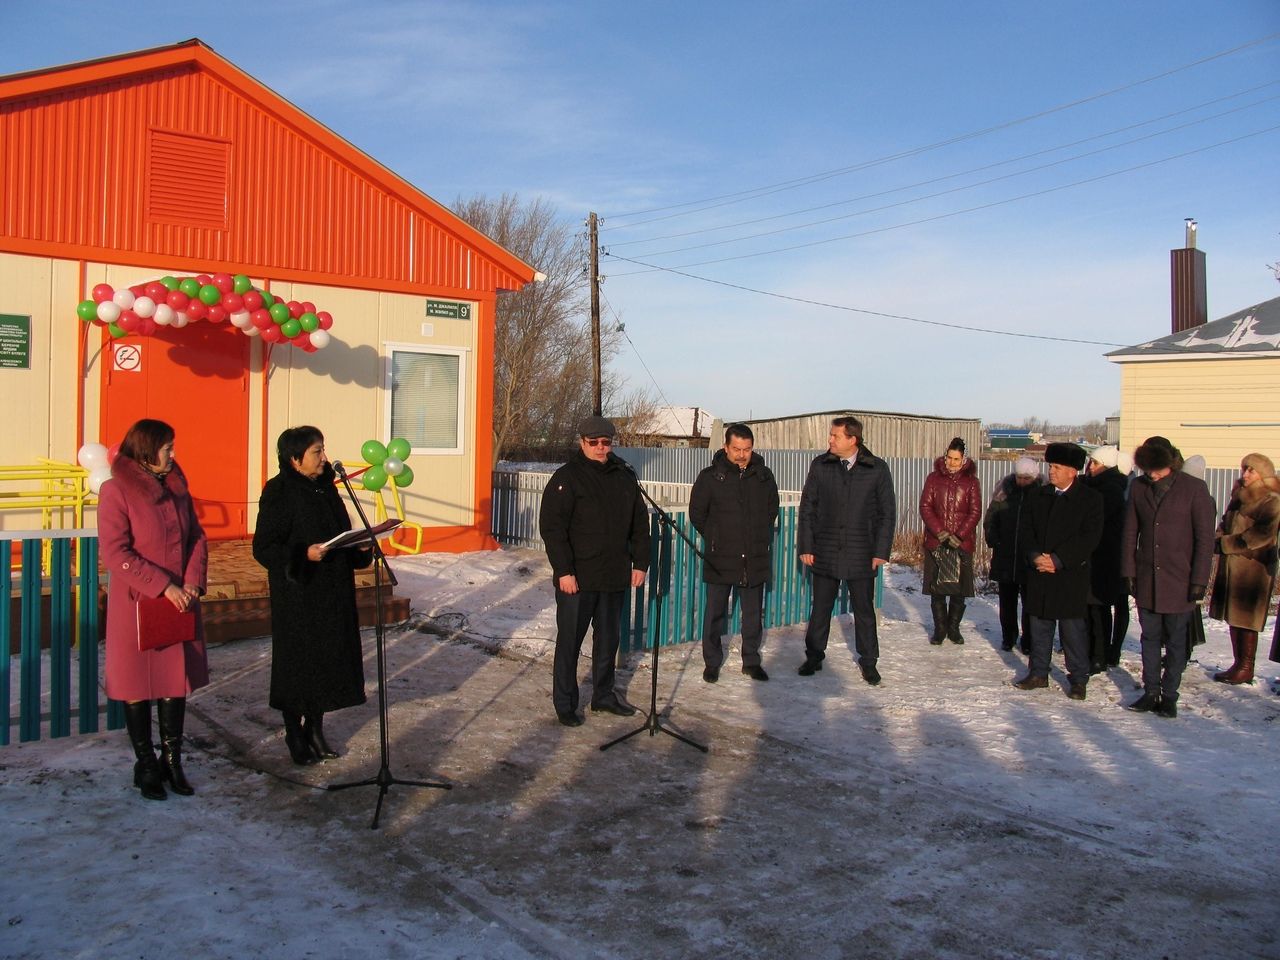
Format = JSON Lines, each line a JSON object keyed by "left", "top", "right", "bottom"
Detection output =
{"left": 387, "top": 346, "right": 466, "bottom": 454}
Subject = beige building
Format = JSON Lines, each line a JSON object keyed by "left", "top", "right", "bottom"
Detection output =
{"left": 1106, "top": 295, "right": 1280, "bottom": 469}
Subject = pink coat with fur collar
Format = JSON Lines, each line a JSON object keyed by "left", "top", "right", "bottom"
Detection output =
{"left": 98, "top": 456, "right": 209, "bottom": 701}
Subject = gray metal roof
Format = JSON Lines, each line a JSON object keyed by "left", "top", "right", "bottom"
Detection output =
{"left": 1107, "top": 295, "right": 1280, "bottom": 361}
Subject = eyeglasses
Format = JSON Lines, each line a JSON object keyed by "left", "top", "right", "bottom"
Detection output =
{"left": 583, "top": 437, "right": 613, "bottom": 447}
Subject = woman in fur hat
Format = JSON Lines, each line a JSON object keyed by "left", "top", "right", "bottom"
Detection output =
{"left": 1209, "top": 453, "right": 1280, "bottom": 685}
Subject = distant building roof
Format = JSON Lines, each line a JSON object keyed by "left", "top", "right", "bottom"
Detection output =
{"left": 1107, "top": 296, "right": 1280, "bottom": 361}
{"left": 642, "top": 407, "right": 715, "bottom": 438}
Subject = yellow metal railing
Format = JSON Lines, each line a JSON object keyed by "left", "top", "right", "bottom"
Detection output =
{"left": 344, "top": 461, "right": 424, "bottom": 555}
{"left": 0, "top": 460, "right": 96, "bottom": 573}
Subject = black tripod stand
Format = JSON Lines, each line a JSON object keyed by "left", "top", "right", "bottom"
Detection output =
{"left": 601, "top": 485, "right": 707, "bottom": 754}
{"left": 327, "top": 463, "right": 450, "bottom": 828}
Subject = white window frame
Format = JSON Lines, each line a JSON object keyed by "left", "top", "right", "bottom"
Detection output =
{"left": 383, "top": 342, "right": 468, "bottom": 456}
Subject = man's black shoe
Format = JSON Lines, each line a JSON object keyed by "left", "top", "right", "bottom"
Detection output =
{"left": 859, "top": 662, "right": 881, "bottom": 686}
{"left": 556, "top": 711, "right": 583, "bottom": 727}
{"left": 741, "top": 664, "right": 769, "bottom": 681}
{"left": 702, "top": 666, "right": 720, "bottom": 683}
{"left": 1155, "top": 699, "right": 1178, "bottom": 719}
{"left": 1126, "top": 692, "right": 1160, "bottom": 713}
{"left": 590, "top": 699, "right": 637, "bottom": 717}
{"left": 1012, "top": 674, "right": 1048, "bottom": 690}
{"left": 1068, "top": 683, "right": 1087, "bottom": 701}
{"left": 798, "top": 658, "right": 823, "bottom": 676}
{"left": 1000, "top": 639, "right": 1016, "bottom": 651}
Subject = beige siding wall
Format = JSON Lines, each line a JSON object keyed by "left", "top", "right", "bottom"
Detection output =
{"left": 743, "top": 411, "right": 982, "bottom": 459}
{"left": 1117, "top": 358, "right": 1280, "bottom": 469}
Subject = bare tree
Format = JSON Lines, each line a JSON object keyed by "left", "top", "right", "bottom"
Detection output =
{"left": 452, "top": 194, "right": 591, "bottom": 464}
{"left": 608, "top": 385, "right": 664, "bottom": 446}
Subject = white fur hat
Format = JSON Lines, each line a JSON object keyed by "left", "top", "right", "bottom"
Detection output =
{"left": 1117, "top": 450, "right": 1134, "bottom": 475}
{"left": 1089, "top": 445, "right": 1120, "bottom": 468}
{"left": 1014, "top": 456, "right": 1039, "bottom": 476}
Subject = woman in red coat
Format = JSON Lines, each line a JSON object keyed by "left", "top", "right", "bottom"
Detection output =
{"left": 920, "top": 437, "right": 982, "bottom": 645}
{"left": 98, "top": 419, "right": 209, "bottom": 800}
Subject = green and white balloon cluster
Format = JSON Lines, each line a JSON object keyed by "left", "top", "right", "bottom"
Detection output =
{"left": 359, "top": 437, "right": 415, "bottom": 491}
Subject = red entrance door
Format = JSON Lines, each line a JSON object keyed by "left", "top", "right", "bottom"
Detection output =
{"left": 101, "top": 322, "right": 250, "bottom": 539}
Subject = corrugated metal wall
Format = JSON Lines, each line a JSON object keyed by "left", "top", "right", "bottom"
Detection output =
{"left": 0, "top": 58, "right": 526, "bottom": 295}
{"left": 739, "top": 412, "right": 981, "bottom": 459}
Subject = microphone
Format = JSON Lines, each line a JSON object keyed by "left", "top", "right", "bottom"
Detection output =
{"left": 331, "top": 460, "right": 347, "bottom": 479}
{"left": 609, "top": 452, "right": 636, "bottom": 473}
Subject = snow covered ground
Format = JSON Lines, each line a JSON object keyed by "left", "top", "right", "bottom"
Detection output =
{"left": 3, "top": 551, "right": 1278, "bottom": 960}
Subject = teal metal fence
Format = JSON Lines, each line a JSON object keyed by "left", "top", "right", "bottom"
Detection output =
{"left": 2, "top": 530, "right": 118, "bottom": 746}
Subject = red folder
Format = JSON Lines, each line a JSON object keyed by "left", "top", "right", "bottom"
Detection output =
{"left": 136, "top": 596, "right": 197, "bottom": 651}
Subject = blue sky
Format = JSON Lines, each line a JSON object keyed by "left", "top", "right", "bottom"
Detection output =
{"left": 4, "top": 0, "right": 1278, "bottom": 426}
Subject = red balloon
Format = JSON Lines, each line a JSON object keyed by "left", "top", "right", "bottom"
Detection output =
{"left": 316, "top": 311, "right": 334, "bottom": 330}
{"left": 206, "top": 304, "right": 227, "bottom": 323}
{"left": 289, "top": 333, "right": 309, "bottom": 347}
{"left": 212, "top": 273, "right": 235, "bottom": 294}
{"left": 107, "top": 443, "right": 120, "bottom": 465}
{"left": 222, "top": 293, "right": 244, "bottom": 313}
{"left": 129, "top": 284, "right": 147, "bottom": 298}
{"left": 287, "top": 300, "right": 303, "bottom": 319}
{"left": 138, "top": 317, "right": 158, "bottom": 336}
{"left": 186, "top": 300, "right": 208, "bottom": 321}
{"left": 196, "top": 274, "right": 212, "bottom": 286}
{"left": 302, "top": 342, "right": 317, "bottom": 353}
{"left": 300, "top": 301, "right": 316, "bottom": 315}
{"left": 166, "top": 289, "right": 190, "bottom": 310}
{"left": 260, "top": 324, "right": 282, "bottom": 344}
{"left": 116, "top": 310, "right": 140, "bottom": 333}
{"left": 145, "top": 282, "right": 169, "bottom": 302}
{"left": 250, "top": 308, "right": 271, "bottom": 329}
{"left": 92, "top": 283, "right": 114, "bottom": 303}
{"left": 242, "top": 290, "right": 263, "bottom": 312}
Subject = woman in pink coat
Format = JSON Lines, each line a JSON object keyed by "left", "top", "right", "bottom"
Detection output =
{"left": 919, "top": 437, "right": 982, "bottom": 645}
{"left": 98, "top": 419, "right": 209, "bottom": 801}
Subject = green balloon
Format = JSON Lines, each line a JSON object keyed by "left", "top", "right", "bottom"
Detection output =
{"left": 108, "top": 321, "right": 127, "bottom": 339}
{"left": 280, "top": 318, "right": 301, "bottom": 338}
{"left": 393, "top": 464, "right": 414, "bottom": 488}
{"left": 160, "top": 276, "right": 180, "bottom": 291}
{"left": 299, "top": 312, "right": 319, "bottom": 332}
{"left": 198, "top": 284, "right": 221, "bottom": 305}
{"left": 361, "top": 440, "right": 388, "bottom": 464}
{"left": 269, "top": 302, "right": 290, "bottom": 324}
{"left": 233, "top": 274, "right": 252, "bottom": 294}
{"left": 386, "top": 438, "right": 411, "bottom": 461}
{"left": 259, "top": 290, "right": 275, "bottom": 308}
{"left": 361, "top": 465, "right": 388, "bottom": 491}
{"left": 77, "top": 299, "right": 98, "bottom": 321}
{"left": 179, "top": 278, "right": 201, "bottom": 297}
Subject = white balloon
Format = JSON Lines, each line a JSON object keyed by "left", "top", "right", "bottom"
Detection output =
{"left": 132, "top": 295, "right": 156, "bottom": 318}
{"left": 112, "top": 289, "right": 135, "bottom": 310}
{"left": 383, "top": 458, "right": 405, "bottom": 477}
{"left": 78, "top": 443, "right": 108, "bottom": 469}
{"left": 153, "top": 304, "right": 175, "bottom": 326}
{"left": 242, "top": 323, "right": 260, "bottom": 337}
{"left": 88, "top": 464, "right": 113, "bottom": 494}
{"left": 309, "top": 328, "right": 331, "bottom": 349}
{"left": 230, "top": 310, "right": 251, "bottom": 328}
{"left": 173, "top": 313, "right": 189, "bottom": 328}
{"left": 96, "top": 301, "right": 121, "bottom": 324}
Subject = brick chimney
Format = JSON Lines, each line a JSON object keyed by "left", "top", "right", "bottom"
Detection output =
{"left": 1170, "top": 218, "right": 1207, "bottom": 334}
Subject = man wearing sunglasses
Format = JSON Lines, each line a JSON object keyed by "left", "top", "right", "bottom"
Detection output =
{"left": 540, "top": 416, "right": 650, "bottom": 726}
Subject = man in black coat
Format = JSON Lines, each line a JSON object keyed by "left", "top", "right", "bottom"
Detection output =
{"left": 539, "top": 416, "right": 650, "bottom": 727}
{"left": 689, "top": 423, "right": 780, "bottom": 683}
{"left": 797, "top": 416, "right": 896, "bottom": 685}
{"left": 1081, "top": 445, "right": 1131, "bottom": 671}
{"left": 1120, "top": 439, "right": 1216, "bottom": 718}
{"left": 1013, "top": 442, "right": 1104, "bottom": 700}
{"left": 982, "top": 457, "right": 1044, "bottom": 652}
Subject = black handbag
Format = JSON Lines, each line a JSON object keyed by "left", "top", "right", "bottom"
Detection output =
{"left": 930, "top": 545, "right": 963, "bottom": 596}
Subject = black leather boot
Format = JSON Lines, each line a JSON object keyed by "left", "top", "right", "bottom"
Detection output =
{"left": 157, "top": 697, "right": 194, "bottom": 796}
{"left": 283, "top": 711, "right": 318, "bottom": 765}
{"left": 124, "top": 700, "right": 166, "bottom": 801}
{"left": 302, "top": 713, "right": 338, "bottom": 760}
{"left": 929, "top": 596, "right": 947, "bottom": 645}
{"left": 946, "top": 598, "right": 966, "bottom": 644}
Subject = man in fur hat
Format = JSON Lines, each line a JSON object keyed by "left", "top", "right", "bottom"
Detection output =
{"left": 1012, "top": 442, "right": 1104, "bottom": 700}
{"left": 1120, "top": 437, "right": 1216, "bottom": 718}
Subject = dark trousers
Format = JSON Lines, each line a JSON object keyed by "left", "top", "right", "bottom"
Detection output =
{"left": 1137, "top": 608, "right": 1191, "bottom": 703}
{"left": 1028, "top": 615, "right": 1089, "bottom": 686}
{"left": 702, "top": 583, "right": 764, "bottom": 669}
{"left": 552, "top": 588, "right": 623, "bottom": 714}
{"left": 1087, "top": 601, "right": 1131, "bottom": 667}
{"left": 997, "top": 580, "right": 1030, "bottom": 645}
{"left": 803, "top": 573, "right": 878, "bottom": 666}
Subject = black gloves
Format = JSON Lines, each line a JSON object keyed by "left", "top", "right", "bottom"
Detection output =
{"left": 1188, "top": 584, "right": 1207, "bottom": 603}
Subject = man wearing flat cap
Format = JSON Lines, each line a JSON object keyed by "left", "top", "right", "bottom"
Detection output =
{"left": 1012, "top": 443, "right": 1104, "bottom": 700}
{"left": 1120, "top": 436, "right": 1216, "bottom": 718}
{"left": 540, "top": 416, "right": 650, "bottom": 726}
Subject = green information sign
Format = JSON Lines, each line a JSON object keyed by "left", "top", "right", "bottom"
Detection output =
{"left": 0, "top": 314, "right": 31, "bottom": 369}
{"left": 425, "top": 299, "right": 472, "bottom": 320}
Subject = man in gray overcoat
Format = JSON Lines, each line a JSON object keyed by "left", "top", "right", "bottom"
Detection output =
{"left": 1120, "top": 439, "right": 1217, "bottom": 718}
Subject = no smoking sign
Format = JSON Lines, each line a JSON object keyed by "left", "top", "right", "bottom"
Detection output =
{"left": 113, "top": 343, "right": 142, "bottom": 372}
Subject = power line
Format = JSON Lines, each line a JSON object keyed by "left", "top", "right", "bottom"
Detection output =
{"left": 605, "top": 123, "right": 1280, "bottom": 275}
{"left": 607, "top": 82, "right": 1280, "bottom": 249}
{"left": 597, "top": 288, "right": 680, "bottom": 419}
{"left": 604, "top": 254, "right": 1128, "bottom": 347}
{"left": 602, "top": 32, "right": 1280, "bottom": 227}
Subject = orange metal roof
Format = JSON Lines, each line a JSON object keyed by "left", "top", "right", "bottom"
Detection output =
{"left": 0, "top": 39, "right": 536, "bottom": 296}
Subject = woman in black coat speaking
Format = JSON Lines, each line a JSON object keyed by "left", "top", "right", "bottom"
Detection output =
{"left": 253, "top": 426, "right": 369, "bottom": 764}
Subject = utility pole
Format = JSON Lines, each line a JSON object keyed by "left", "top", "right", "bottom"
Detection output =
{"left": 588, "top": 211, "right": 602, "bottom": 415}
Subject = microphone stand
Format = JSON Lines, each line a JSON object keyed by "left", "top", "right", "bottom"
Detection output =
{"left": 326, "top": 463, "right": 450, "bottom": 828}
{"left": 601, "top": 474, "right": 708, "bottom": 754}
